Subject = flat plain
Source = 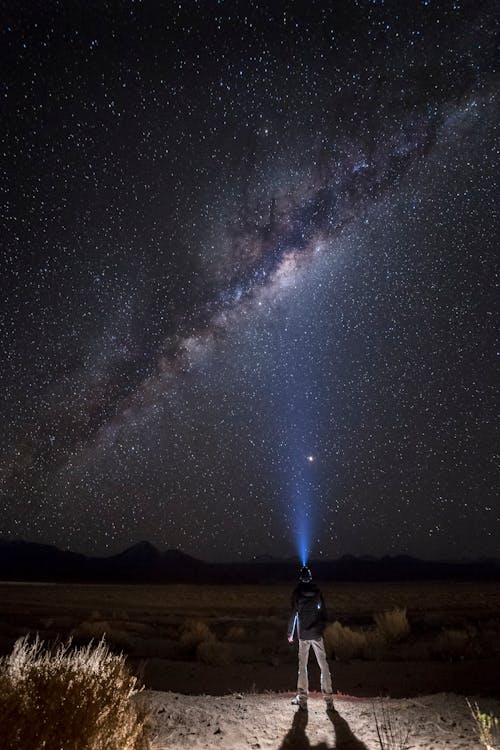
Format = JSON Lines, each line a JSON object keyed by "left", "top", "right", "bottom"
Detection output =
{"left": 1, "top": 579, "right": 499, "bottom": 696}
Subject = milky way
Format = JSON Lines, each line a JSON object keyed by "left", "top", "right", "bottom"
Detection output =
{"left": 1, "top": 1, "right": 498, "bottom": 560}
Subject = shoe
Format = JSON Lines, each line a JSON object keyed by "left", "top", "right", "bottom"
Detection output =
{"left": 291, "top": 696, "right": 307, "bottom": 710}
{"left": 325, "top": 698, "right": 335, "bottom": 712}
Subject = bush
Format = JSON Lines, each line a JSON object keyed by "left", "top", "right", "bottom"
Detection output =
{"left": 467, "top": 699, "right": 500, "bottom": 750}
{"left": 433, "top": 628, "right": 469, "bottom": 660}
{"left": 178, "top": 620, "right": 214, "bottom": 657}
{"left": 178, "top": 620, "right": 232, "bottom": 665}
{"left": 196, "top": 639, "right": 233, "bottom": 665}
{"left": 72, "top": 620, "right": 132, "bottom": 651}
{"left": 374, "top": 608, "right": 410, "bottom": 643}
{"left": 225, "top": 625, "right": 246, "bottom": 642}
{"left": 0, "top": 635, "right": 150, "bottom": 750}
{"left": 324, "top": 621, "right": 368, "bottom": 660}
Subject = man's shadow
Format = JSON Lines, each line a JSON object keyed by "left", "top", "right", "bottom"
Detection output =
{"left": 278, "top": 707, "right": 369, "bottom": 750}
{"left": 327, "top": 708, "right": 369, "bottom": 750}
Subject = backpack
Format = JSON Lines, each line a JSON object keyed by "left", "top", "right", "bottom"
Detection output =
{"left": 298, "top": 589, "right": 323, "bottom": 632}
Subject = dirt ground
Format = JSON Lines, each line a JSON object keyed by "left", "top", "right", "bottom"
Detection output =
{"left": 138, "top": 690, "right": 500, "bottom": 750}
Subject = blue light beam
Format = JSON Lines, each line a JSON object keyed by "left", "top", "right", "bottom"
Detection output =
{"left": 292, "top": 459, "right": 314, "bottom": 566}
{"left": 268, "top": 330, "right": 324, "bottom": 564}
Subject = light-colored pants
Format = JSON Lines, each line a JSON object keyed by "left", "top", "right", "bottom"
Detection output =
{"left": 297, "top": 637, "right": 333, "bottom": 698}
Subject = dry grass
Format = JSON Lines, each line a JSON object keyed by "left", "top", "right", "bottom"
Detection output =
{"left": 178, "top": 619, "right": 234, "bottom": 664}
{"left": 372, "top": 699, "right": 413, "bottom": 750}
{"left": 225, "top": 625, "right": 246, "bottom": 642}
{"left": 178, "top": 620, "right": 214, "bottom": 652}
{"left": 324, "top": 621, "right": 368, "bottom": 660}
{"left": 324, "top": 621, "right": 390, "bottom": 661}
{"left": 72, "top": 619, "right": 133, "bottom": 651}
{"left": 374, "top": 608, "right": 410, "bottom": 643}
{"left": 467, "top": 699, "right": 500, "bottom": 749}
{"left": 196, "top": 639, "right": 233, "bottom": 665}
{"left": 0, "top": 635, "right": 150, "bottom": 750}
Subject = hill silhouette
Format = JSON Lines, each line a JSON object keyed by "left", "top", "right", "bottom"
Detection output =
{"left": 0, "top": 539, "right": 499, "bottom": 584}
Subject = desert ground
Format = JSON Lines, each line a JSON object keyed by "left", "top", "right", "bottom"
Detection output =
{"left": 1, "top": 580, "right": 499, "bottom": 748}
{"left": 138, "top": 690, "right": 499, "bottom": 750}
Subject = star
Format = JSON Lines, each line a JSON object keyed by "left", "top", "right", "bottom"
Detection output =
{"left": 0, "top": 0, "right": 496, "bottom": 562}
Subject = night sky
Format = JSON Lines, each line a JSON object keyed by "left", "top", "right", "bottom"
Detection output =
{"left": 1, "top": 1, "right": 498, "bottom": 562}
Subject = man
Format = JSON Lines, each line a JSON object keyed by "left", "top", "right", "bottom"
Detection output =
{"left": 287, "top": 565, "right": 334, "bottom": 711}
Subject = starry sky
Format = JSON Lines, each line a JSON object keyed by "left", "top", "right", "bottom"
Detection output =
{"left": 1, "top": 0, "right": 498, "bottom": 562}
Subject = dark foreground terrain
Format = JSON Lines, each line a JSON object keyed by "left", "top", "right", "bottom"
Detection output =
{"left": 1, "top": 580, "right": 499, "bottom": 697}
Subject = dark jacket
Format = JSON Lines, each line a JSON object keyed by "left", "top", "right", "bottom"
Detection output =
{"left": 287, "top": 581, "right": 328, "bottom": 640}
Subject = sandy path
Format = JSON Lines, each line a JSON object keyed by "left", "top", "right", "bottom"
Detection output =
{"left": 139, "top": 690, "right": 497, "bottom": 750}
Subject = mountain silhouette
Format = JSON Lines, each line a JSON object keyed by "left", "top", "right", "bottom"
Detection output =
{"left": 0, "top": 539, "right": 499, "bottom": 584}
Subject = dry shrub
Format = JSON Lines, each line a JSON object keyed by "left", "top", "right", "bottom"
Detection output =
{"left": 225, "top": 625, "right": 246, "bottom": 642}
{"left": 467, "top": 699, "right": 500, "bottom": 750}
{"left": 72, "top": 620, "right": 132, "bottom": 651}
{"left": 178, "top": 620, "right": 214, "bottom": 656}
{"left": 0, "top": 635, "right": 150, "bottom": 750}
{"left": 374, "top": 608, "right": 410, "bottom": 643}
{"left": 433, "top": 628, "right": 469, "bottom": 660}
{"left": 196, "top": 639, "right": 233, "bottom": 666}
{"left": 324, "top": 621, "right": 367, "bottom": 660}
{"left": 372, "top": 699, "right": 413, "bottom": 750}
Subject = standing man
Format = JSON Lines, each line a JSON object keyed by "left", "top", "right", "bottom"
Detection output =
{"left": 287, "top": 565, "right": 334, "bottom": 711}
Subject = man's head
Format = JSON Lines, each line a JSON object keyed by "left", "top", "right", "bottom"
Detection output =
{"left": 298, "top": 565, "right": 312, "bottom": 583}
